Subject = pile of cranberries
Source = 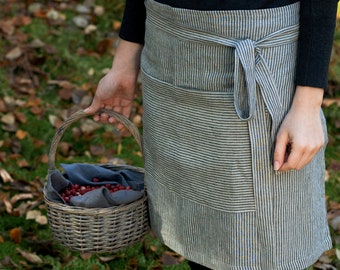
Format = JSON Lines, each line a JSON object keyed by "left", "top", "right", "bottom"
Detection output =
{"left": 60, "top": 178, "right": 132, "bottom": 205}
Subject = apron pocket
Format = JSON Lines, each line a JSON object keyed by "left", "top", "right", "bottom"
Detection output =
{"left": 142, "top": 71, "right": 256, "bottom": 213}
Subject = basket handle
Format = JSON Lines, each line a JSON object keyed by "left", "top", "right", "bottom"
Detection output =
{"left": 48, "top": 108, "right": 142, "bottom": 171}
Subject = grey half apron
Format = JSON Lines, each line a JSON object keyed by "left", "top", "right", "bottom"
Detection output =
{"left": 141, "top": 0, "right": 332, "bottom": 269}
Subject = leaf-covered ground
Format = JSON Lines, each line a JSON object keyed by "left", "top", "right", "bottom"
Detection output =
{"left": 0, "top": 1, "right": 340, "bottom": 269}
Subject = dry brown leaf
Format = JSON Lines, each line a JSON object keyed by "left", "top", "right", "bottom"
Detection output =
{"left": 10, "top": 193, "right": 34, "bottom": 204}
{"left": 26, "top": 96, "right": 42, "bottom": 107}
{"left": 150, "top": 245, "right": 157, "bottom": 252}
{"left": 328, "top": 161, "right": 340, "bottom": 172}
{"left": 0, "top": 149, "right": 3, "bottom": 161}
{"left": 0, "top": 235, "right": 4, "bottom": 243}
{"left": 5, "top": 46, "right": 23, "bottom": 60}
{"left": 80, "top": 119, "right": 100, "bottom": 133}
{"left": 14, "top": 111, "right": 27, "bottom": 123}
{"left": 112, "top": 20, "right": 121, "bottom": 31}
{"left": 80, "top": 253, "right": 93, "bottom": 260}
{"left": 29, "top": 106, "right": 44, "bottom": 115}
{"left": 17, "top": 159, "right": 29, "bottom": 168}
{"left": 40, "top": 154, "right": 49, "bottom": 164}
{"left": 0, "top": 168, "right": 14, "bottom": 183}
{"left": 98, "top": 255, "right": 117, "bottom": 262}
{"left": 13, "top": 15, "right": 32, "bottom": 26}
{"left": 58, "top": 88, "right": 73, "bottom": 100}
{"left": 323, "top": 98, "right": 340, "bottom": 107}
{"left": 94, "top": 5, "right": 105, "bottom": 16}
{"left": 13, "top": 202, "right": 30, "bottom": 216}
{"left": 59, "top": 142, "right": 71, "bottom": 156}
{"left": 3, "top": 197, "right": 12, "bottom": 213}
{"left": 160, "top": 251, "right": 180, "bottom": 266}
{"left": 35, "top": 215, "right": 48, "bottom": 225}
{"left": 26, "top": 210, "right": 41, "bottom": 220}
{"left": 0, "top": 98, "right": 7, "bottom": 112}
{"left": 1, "top": 113, "right": 15, "bottom": 125}
{"left": 0, "top": 19, "right": 15, "bottom": 35}
{"left": 90, "top": 145, "right": 105, "bottom": 156}
{"left": 16, "top": 248, "right": 43, "bottom": 264}
{"left": 15, "top": 130, "right": 28, "bottom": 140}
{"left": 132, "top": 114, "right": 142, "bottom": 127}
{"left": 99, "top": 157, "right": 109, "bottom": 163}
{"left": 9, "top": 228, "right": 22, "bottom": 244}
{"left": 96, "top": 38, "right": 113, "bottom": 55}
{"left": 26, "top": 210, "right": 48, "bottom": 225}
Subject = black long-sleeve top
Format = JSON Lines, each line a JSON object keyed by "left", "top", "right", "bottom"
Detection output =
{"left": 119, "top": 0, "right": 338, "bottom": 90}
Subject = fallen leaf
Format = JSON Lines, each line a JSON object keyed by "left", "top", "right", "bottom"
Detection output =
{"left": 0, "top": 256, "right": 20, "bottom": 269}
{"left": 17, "top": 159, "right": 29, "bottom": 168}
{"left": 13, "top": 15, "right": 32, "bottom": 26}
{"left": 16, "top": 248, "right": 43, "bottom": 264}
{"left": 150, "top": 245, "right": 157, "bottom": 252}
{"left": 90, "top": 145, "right": 105, "bottom": 156}
{"left": 5, "top": 46, "right": 23, "bottom": 60}
{"left": 59, "top": 142, "right": 71, "bottom": 156}
{"left": 26, "top": 96, "right": 42, "bottom": 107}
{"left": 0, "top": 19, "right": 15, "bottom": 35}
{"left": 35, "top": 215, "right": 48, "bottom": 225}
{"left": 80, "top": 253, "right": 93, "bottom": 260}
{"left": 319, "top": 255, "right": 332, "bottom": 264}
{"left": 73, "top": 15, "right": 89, "bottom": 28}
{"left": 328, "top": 161, "right": 340, "bottom": 172}
{"left": 98, "top": 255, "right": 118, "bottom": 262}
{"left": 132, "top": 114, "right": 142, "bottom": 127}
{"left": 313, "top": 262, "right": 337, "bottom": 270}
{"left": 94, "top": 5, "right": 105, "bottom": 16}
{"left": 112, "top": 20, "right": 121, "bottom": 31}
{"left": 336, "top": 249, "right": 340, "bottom": 260}
{"left": 30, "top": 106, "right": 44, "bottom": 115}
{"left": 80, "top": 119, "right": 100, "bottom": 133}
{"left": 96, "top": 38, "right": 113, "bottom": 55}
{"left": 323, "top": 98, "right": 340, "bottom": 107}
{"left": 1, "top": 113, "right": 15, "bottom": 125}
{"left": 0, "top": 168, "right": 14, "bottom": 183}
{"left": 14, "top": 111, "right": 27, "bottom": 123}
{"left": 26, "top": 210, "right": 42, "bottom": 220}
{"left": 16, "top": 130, "right": 28, "bottom": 140}
{"left": 10, "top": 228, "right": 22, "bottom": 244}
{"left": 84, "top": 24, "right": 97, "bottom": 34}
{"left": 0, "top": 236, "right": 4, "bottom": 243}
{"left": 160, "top": 251, "right": 180, "bottom": 266}
{"left": 10, "top": 193, "right": 34, "bottom": 204}
{"left": 0, "top": 98, "right": 7, "bottom": 112}
{"left": 40, "top": 154, "right": 49, "bottom": 163}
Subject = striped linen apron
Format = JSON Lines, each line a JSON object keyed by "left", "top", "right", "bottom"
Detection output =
{"left": 141, "top": 0, "right": 332, "bottom": 269}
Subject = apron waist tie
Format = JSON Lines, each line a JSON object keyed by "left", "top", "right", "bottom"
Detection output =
{"left": 147, "top": 10, "right": 300, "bottom": 141}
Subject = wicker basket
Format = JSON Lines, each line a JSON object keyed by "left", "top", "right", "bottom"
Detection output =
{"left": 43, "top": 109, "right": 149, "bottom": 253}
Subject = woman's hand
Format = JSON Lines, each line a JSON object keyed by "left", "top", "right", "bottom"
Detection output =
{"left": 84, "top": 39, "right": 143, "bottom": 124}
{"left": 273, "top": 86, "right": 326, "bottom": 172}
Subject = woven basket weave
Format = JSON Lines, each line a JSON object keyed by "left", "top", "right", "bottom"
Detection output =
{"left": 43, "top": 109, "right": 149, "bottom": 253}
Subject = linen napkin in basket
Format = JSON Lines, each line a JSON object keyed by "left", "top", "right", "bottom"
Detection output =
{"left": 46, "top": 163, "right": 144, "bottom": 208}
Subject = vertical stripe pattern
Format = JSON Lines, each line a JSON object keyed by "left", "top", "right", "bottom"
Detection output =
{"left": 141, "top": 0, "right": 332, "bottom": 269}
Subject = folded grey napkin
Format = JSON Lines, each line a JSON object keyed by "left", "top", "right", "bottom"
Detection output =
{"left": 45, "top": 163, "right": 144, "bottom": 208}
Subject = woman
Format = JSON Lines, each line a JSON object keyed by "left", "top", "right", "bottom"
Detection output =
{"left": 85, "top": 1, "right": 338, "bottom": 269}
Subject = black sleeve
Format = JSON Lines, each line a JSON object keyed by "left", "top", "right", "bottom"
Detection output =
{"left": 295, "top": 0, "right": 338, "bottom": 90}
{"left": 119, "top": 0, "right": 146, "bottom": 44}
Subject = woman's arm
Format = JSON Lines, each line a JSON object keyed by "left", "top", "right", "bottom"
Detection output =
{"left": 84, "top": 39, "right": 143, "bottom": 125}
{"left": 273, "top": 0, "right": 338, "bottom": 172}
